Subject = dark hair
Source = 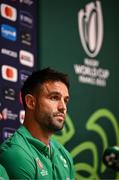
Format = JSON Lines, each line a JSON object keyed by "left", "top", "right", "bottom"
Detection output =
{"left": 21, "top": 67, "right": 69, "bottom": 109}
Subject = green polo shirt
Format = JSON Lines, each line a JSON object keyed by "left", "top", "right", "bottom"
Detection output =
{"left": 0, "top": 126, "right": 75, "bottom": 179}
{"left": 0, "top": 164, "right": 9, "bottom": 180}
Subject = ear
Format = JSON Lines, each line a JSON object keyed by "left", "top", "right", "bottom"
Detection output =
{"left": 25, "top": 94, "right": 36, "bottom": 110}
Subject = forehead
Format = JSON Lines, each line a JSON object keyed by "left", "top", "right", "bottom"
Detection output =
{"left": 40, "top": 81, "right": 69, "bottom": 96}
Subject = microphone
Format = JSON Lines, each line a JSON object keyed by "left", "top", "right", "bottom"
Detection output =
{"left": 103, "top": 146, "right": 119, "bottom": 171}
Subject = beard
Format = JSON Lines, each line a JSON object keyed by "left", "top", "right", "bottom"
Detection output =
{"left": 45, "top": 116, "right": 64, "bottom": 132}
{"left": 35, "top": 111, "right": 65, "bottom": 133}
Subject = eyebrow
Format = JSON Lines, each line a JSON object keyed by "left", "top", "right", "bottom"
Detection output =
{"left": 48, "top": 91, "right": 70, "bottom": 99}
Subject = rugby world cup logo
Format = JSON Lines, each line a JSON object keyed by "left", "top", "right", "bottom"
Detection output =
{"left": 78, "top": 0, "right": 103, "bottom": 57}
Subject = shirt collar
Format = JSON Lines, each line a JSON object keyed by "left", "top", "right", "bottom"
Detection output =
{"left": 18, "top": 125, "right": 50, "bottom": 156}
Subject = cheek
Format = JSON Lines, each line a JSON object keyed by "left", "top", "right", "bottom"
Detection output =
{"left": 37, "top": 99, "right": 58, "bottom": 113}
{"left": 38, "top": 102, "right": 52, "bottom": 112}
{"left": 44, "top": 103, "right": 58, "bottom": 114}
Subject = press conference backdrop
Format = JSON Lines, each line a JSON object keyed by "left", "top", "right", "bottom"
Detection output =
{"left": 39, "top": 0, "right": 119, "bottom": 179}
{"left": 0, "top": 1, "right": 38, "bottom": 142}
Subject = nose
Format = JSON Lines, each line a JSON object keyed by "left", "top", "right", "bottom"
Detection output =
{"left": 58, "top": 100, "right": 67, "bottom": 113}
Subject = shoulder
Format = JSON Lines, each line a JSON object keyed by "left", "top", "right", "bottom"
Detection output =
{"left": 51, "top": 138, "right": 73, "bottom": 161}
{"left": 0, "top": 142, "right": 32, "bottom": 161}
{"left": 0, "top": 127, "right": 35, "bottom": 167}
{"left": 0, "top": 164, "right": 7, "bottom": 174}
{"left": 0, "top": 127, "right": 36, "bottom": 179}
{"left": 0, "top": 140, "right": 35, "bottom": 169}
{"left": 51, "top": 139, "right": 75, "bottom": 178}
{"left": 0, "top": 164, "right": 9, "bottom": 179}
{"left": 0, "top": 126, "right": 32, "bottom": 157}
{"left": 51, "top": 138, "right": 69, "bottom": 152}
{"left": 0, "top": 143, "right": 36, "bottom": 179}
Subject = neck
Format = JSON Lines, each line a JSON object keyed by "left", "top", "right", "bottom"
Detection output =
{"left": 23, "top": 119, "right": 52, "bottom": 146}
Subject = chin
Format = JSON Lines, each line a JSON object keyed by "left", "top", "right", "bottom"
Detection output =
{"left": 48, "top": 120, "right": 64, "bottom": 132}
{"left": 54, "top": 125, "right": 64, "bottom": 132}
{"left": 49, "top": 125, "right": 63, "bottom": 133}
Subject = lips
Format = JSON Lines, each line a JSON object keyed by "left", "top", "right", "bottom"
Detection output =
{"left": 54, "top": 113, "right": 65, "bottom": 121}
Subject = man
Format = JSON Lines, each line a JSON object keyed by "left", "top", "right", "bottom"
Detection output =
{"left": 0, "top": 67, "right": 75, "bottom": 179}
{"left": 0, "top": 164, "right": 9, "bottom": 179}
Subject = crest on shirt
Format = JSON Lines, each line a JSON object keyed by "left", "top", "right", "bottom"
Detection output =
{"left": 36, "top": 157, "right": 48, "bottom": 176}
{"left": 36, "top": 157, "right": 43, "bottom": 169}
{"left": 60, "top": 155, "right": 68, "bottom": 168}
